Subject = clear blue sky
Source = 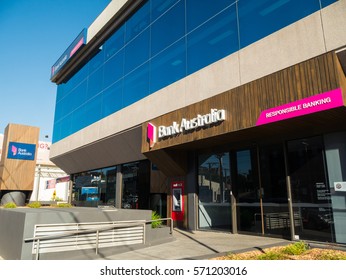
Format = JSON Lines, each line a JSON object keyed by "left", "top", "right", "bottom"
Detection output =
{"left": 0, "top": 0, "right": 111, "bottom": 141}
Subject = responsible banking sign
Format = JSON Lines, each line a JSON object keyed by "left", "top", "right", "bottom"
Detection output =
{"left": 51, "top": 29, "right": 87, "bottom": 79}
{"left": 7, "top": 142, "right": 36, "bottom": 161}
{"left": 256, "top": 88, "right": 344, "bottom": 126}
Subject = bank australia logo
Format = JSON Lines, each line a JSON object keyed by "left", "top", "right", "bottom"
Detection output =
{"left": 7, "top": 142, "right": 36, "bottom": 161}
{"left": 147, "top": 122, "right": 157, "bottom": 148}
{"left": 146, "top": 109, "right": 226, "bottom": 148}
{"left": 158, "top": 109, "right": 226, "bottom": 139}
{"left": 11, "top": 145, "right": 18, "bottom": 156}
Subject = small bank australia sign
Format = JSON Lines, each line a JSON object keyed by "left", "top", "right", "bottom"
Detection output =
{"left": 7, "top": 142, "right": 36, "bottom": 161}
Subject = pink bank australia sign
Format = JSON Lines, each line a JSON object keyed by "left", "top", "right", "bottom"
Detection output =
{"left": 256, "top": 88, "right": 344, "bottom": 126}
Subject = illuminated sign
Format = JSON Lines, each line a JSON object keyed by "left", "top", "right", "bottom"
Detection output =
{"left": 7, "top": 142, "right": 36, "bottom": 161}
{"left": 158, "top": 109, "right": 226, "bottom": 139}
{"left": 147, "top": 122, "right": 157, "bottom": 148}
{"left": 51, "top": 29, "right": 87, "bottom": 79}
{"left": 256, "top": 88, "right": 344, "bottom": 126}
{"left": 147, "top": 109, "right": 226, "bottom": 147}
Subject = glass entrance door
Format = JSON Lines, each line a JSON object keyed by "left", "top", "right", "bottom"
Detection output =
{"left": 287, "top": 136, "right": 335, "bottom": 242}
{"left": 198, "top": 153, "right": 231, "bottom": 230}
{"left": 232, "top": 144, "right": 290, "bottom": 238}
{"left": 232, "top": 148, "right": 262, "bottom": 233}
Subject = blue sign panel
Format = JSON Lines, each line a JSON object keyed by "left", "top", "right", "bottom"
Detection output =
{"left": 51, "top": 28, "right": 87, "bottom": 79}
{"left": 7, "top": 142, "right": 36, "bottom": 161}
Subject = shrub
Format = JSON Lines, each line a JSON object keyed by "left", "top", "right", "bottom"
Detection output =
{"left": 27, "top": 201, "right": 42, "bottom": 208}
{"left": 281, "top": 241, "right": 309, "bottom": 255}
{"left": 3, "top": 202, "right": 17, "bottom": 208}
{"left": 54, "top": 203, "right": 72, "bottom": 208}
{"left": 257, "top": 251, "right": 287, "bottom": 260}
{"left": 151, "top": 211, "right": 163, "bottom": 228}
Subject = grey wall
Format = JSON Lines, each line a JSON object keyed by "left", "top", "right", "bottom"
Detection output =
{"left": 0, "top": 207, "right": 153, "bottom": 260}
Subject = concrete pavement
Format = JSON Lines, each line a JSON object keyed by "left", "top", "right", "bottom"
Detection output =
{"left": 93, "top": 228, "right": 290, "bottom": 260}
{"left": 0, "top": 228, "right": 290, "bottom": 260}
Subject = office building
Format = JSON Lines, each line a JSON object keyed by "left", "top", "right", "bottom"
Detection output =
{"left": 50, "top": 0, "right": 346, "bottom": 244}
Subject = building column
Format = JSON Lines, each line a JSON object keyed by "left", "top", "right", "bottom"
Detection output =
{"left": 283, "top": 141, "right": 296, "bottom": 241}
{"left": 186, "top": 152, "right": 197, "bottom": 231}
{"left": 115, "top": 164, "right": 123, "bottom": 209}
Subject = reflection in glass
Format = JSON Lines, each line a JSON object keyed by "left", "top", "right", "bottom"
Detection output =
{"left": 234, "top": 149, "right": 260, "bottom": 233}
{"left": 287, "top": 136, "right": 335, "bottom": 242}
{"left": 238, "top": 0, "right": 320, "bottom": 48}
{"left": 150, "top": 38, "right": 186, "bottom": 93}
{"left": 187, "top": 4, "right": 238, "bottom": 75}
{"left": 52, "top": 0, "right": 333, "bottom": 143}
{"left": 72, "top": 168, "right": 116, "bottom": 207}
{"left": 259, "top": 144, "right": 290, "bottom": 238}
{"left": 198, "top": 153, "right": 231, "bottom": 230}
{"left": 122, "top": 161, "right": 150, "bottom": 209}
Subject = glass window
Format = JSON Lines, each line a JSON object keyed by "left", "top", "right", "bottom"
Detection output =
{"left": 61, "top": 91, "right": 74, "bottom": 117}
{"left": 103, "top": 49, "right": 124, "bottom": 88}
{"left": 70, "top": 167, "right": 118, "bottom": 207}
{"left": 122, "top": 161, "right": 150, "bottom": 209}
{"left": 54, "top": 99, "right": 63, "bottom": 123}
{"left": 104, "top": 25, "right": 125, "bottom": 60}
{"left": 73, "top": 169, "right": 103, "bottom": 207}
{"left": 60, "top": 115, "right": 73, "bottom": 140}
{"left": 187, "top": 4, "right": 238, "bottom": 75}
{"left": 198, "top": 153, "right": 231, "bottom": 230}
{"left": 186, "top": 0, "right": 234, "bottom": 32}
{"left": 101, "top": 80, "right": 123, "bottom": 117}
{"left": 151, "top": 0, "right": 178, "bottom": 22}
{"left": 68, "top": 80, "right": 87, "bottom": 115}
{"left": 103, "top": 167, "right": 117, "bottom": 206}
{"left": 234, "top": 149, "right": 261, "bottom": 232}
{"left": 123, "top": 62, "right": 149, "bottom": 108}
{"left": 56, "top": 84, "right": 66, "bottom": 103}
{"left": 124, "top": 29, "right": 150, "bottom": 74}
{"left": 62, "top": 62, "right": 88, "bottom": 96}
{"left": 259, "top": 144, "right": 290, "bottom": 238}
{"left": 287, "top": 136, "right": 335, "bottom": 242}
{"left": 150, "top": 38, "right": 186, "bottom": 93}
{"left": 321, "top": 0, "right": 337, "bottom": 8}
{"left": 88, "top": 49, "right": 104, "bottom": 74}
{"left": 125, "top": 1, "right": 150, "bottom": 43}
{"left": 82, "top": 95, "right": 102, "bottom": 127}
{"left": 151, "top": 0, "right": 185, "bottom": 56}
{"left": 52, "top": 119, "right": 62, "bottom": 143}
{"left": 71, "top": 106, "right": 86, "bottom": 133}
{"left": 53, "top": 0, "right": 329, "bottom": 144}
{"left": 87, "top": 67, "right": 103, "bottom": 100}
{"left": 238, "top": 0, "right": 320, "bottom": 48}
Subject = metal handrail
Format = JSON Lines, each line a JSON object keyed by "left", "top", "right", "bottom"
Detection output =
{"left": 24, "top": 218, "right": 173, "bottom": 260}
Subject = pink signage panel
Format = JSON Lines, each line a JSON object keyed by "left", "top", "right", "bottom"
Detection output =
{"left": 256, "top": 88, "right": 344, "bottom": 126}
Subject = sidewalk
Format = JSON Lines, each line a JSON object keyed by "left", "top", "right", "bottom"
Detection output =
{"left": 93, "top": 228, "right": 289, "bottom": 260}
{"left": 0, "top": 229, "right": 289, "bottom": 260}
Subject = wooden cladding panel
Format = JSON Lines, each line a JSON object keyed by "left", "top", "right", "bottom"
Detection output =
{"left": 142, "top": 52, "right": 344, "bottom": 153}
{"left": 0, "top": 124, "right": 39, "bottom": 191}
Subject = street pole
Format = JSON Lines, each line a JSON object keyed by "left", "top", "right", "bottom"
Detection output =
{"left": 35, "top": 164, "right": 41, "bottom": 201}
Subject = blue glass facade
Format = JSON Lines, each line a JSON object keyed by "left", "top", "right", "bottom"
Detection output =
{"left": 53, "top": 0, "right": 338, "bottom": 143}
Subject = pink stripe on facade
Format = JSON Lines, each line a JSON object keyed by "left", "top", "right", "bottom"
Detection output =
{"left": 70, "top": 38, "right": 84, "bottom": 57}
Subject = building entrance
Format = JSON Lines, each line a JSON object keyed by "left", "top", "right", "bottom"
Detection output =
{"left": 232, "top": 144, "right": 290, "bottom": 238}
{"left": 197, "top": 136, "right": 336, "bottom": 242}
{"left": 287, "top": 136, "right": 335, "bottom": 242}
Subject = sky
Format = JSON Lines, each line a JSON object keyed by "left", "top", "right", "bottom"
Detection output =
{"left": 0, "top": 0, "right": 111, "bottom": 141}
